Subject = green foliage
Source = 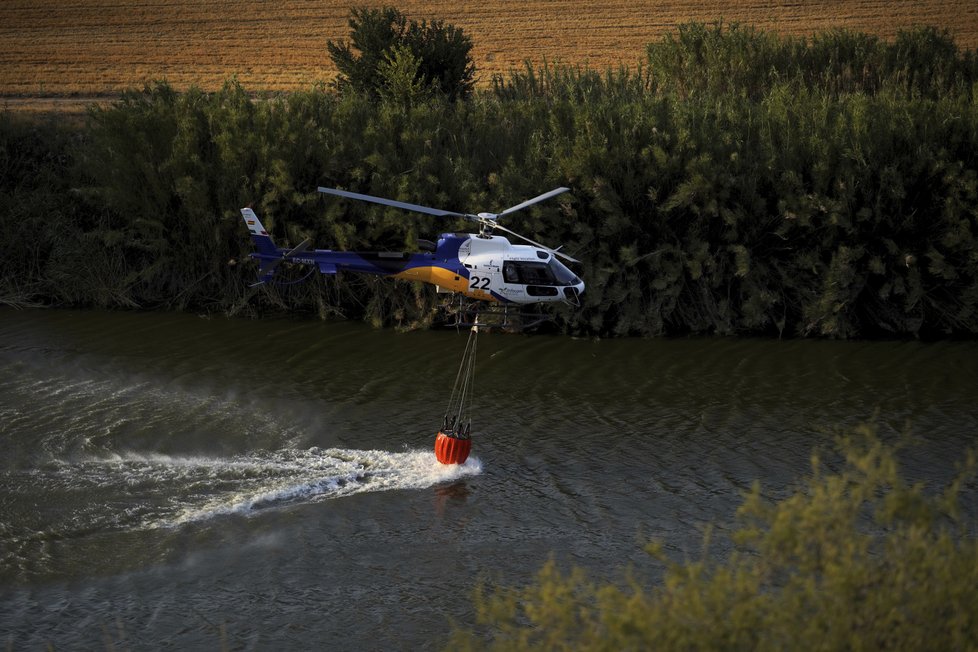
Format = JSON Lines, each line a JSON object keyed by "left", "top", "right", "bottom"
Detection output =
{"left": 3, "top": 21, "right": 978, "bottom": 336}
{"left": 376, "top": 45, "right": 428, "bottom": 107}
{"left": 0, "top": 113, "right": 85, "bottom": 307}
{"left": 451, "top": 427, "right": 978, "bottom": 651}
{"left": 647, "top": 21, "right": 978, "bottom": 99}
{"left": 328, "top": 7, "right": 406, "bottom": 97}
{"left": 327, "top": 6, "right": 475, "bottom": 101}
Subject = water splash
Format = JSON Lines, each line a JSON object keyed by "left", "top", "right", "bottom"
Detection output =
{"left": 169, "top": 448, "right": 482, "bottom": 525}
{"left": 29, "top": 448, "right": 482, "bottom": 532}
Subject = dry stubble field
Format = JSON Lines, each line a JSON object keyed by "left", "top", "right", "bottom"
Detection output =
{"left": 1, "top": 0, "right": 977, "bottom": 111}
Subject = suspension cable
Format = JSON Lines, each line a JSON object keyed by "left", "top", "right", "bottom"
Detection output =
{"left": 443, "top": 322, "right": 479, "bottom": 435}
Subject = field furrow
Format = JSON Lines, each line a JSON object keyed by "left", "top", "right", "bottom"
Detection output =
{"left": 2, "top": 0, "right": 975, "bottom": 99}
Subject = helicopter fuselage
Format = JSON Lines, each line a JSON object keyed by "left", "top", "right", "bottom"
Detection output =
{"left": 252, "top": 232, "right": 584, "bottom": 305}
{"left": 243, "top": 184, "right": 584, "bottom": 307}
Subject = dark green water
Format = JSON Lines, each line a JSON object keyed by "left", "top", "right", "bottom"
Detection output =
{"left": 1, "top": 309, "right": 976, "bottom": 649}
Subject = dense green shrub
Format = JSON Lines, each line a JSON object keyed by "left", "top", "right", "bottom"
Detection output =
{"left": 327, "top": 6, "right": 476, "bottom": 102}
{"left": 646, "top": 22, "right": 978, "bottom": 99}
{"left": 2, "top": 22, "right": 977, "bottom": 337}
{"left": 0, "top": 113, "right": 87, "bottom": 307}
{"left": 449, "top": 427, "right": 978, "bottom": 650}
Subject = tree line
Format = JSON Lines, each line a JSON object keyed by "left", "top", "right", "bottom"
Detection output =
{"left": 2, "top": 19, "right": 977, "bottom": 338}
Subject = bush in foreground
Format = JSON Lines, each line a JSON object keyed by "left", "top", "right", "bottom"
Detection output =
{"left": 451, "top": 427, "right": 978, "bottom": 650}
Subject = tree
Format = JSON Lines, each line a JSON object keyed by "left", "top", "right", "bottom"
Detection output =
{"left": 327, "top": 6, "right": 476, "bottom": 101}
{"left": 376, "top": 44, "right": 428, "bottom": 106}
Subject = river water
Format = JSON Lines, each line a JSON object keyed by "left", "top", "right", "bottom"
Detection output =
{"left": 1, "top": 309, "right": 976, "bottom": 649}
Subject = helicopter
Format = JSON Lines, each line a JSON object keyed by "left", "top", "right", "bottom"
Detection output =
{"left": 240, "top": 186, "right": 585, "bottom": 315}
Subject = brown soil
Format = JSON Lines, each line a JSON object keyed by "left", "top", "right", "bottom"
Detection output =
{"left": 2, "top": 0, "right": 975, "bottom": 111}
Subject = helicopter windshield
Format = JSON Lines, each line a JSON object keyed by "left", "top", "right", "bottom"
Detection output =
{"left": 548, "top": 258, "right": 580, "bottom": 285}
{"left": 503, "top": 259, "right": 580, "bottom": 286}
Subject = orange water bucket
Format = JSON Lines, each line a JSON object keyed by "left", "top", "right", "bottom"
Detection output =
{"left": 434, "top": 430, "right": 472, "bottom": 465}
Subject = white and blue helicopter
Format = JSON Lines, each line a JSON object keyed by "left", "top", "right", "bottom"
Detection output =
{"left": 241, "top": 187, "right": 585, "bottom": 324}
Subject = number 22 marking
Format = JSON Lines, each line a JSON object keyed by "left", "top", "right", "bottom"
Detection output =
{"left": 469, "top": 275, "right": 491, "bottom": 290}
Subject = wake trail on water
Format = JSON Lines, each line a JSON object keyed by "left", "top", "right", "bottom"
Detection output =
{"left": 1, "top": 347, "right": 483, "bottom": 542}
{"left": 31, "top": 448, "right": 482, "bottom": 532}
{"left": 167, "top": 448, "right": 482, "bottom": 526}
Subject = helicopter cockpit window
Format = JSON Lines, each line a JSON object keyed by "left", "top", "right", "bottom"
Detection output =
{"left": 547, "top": 258, "right": 581, "bottom": 285}
{"left": 503, "top": 261, "right": 557, "bottom": 285}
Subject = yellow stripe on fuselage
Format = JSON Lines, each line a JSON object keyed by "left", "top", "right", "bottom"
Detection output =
{"left": 393, "top": 266, "right": 499, "bottom": 302}
{"left": 394, "top": 266, "right": 468, "bottom": 292}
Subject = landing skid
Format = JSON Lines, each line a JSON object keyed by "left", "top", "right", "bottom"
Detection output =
{"left": 437, "top": 295, "right": 553, "bottom": 333}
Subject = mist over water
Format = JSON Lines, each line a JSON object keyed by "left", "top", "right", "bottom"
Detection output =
{"left": 1, "top": 310, "right": 976, "bottom": 649}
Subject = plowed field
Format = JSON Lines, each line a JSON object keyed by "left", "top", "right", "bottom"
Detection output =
{"left": 2, "top": 0, "right": 976, "bottom": 105}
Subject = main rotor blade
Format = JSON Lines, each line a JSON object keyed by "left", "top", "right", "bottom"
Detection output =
{"left": 318, "top": 186, "right": 469, "bottom": 219}
{"left": 497, "top": 187, "right": 570, "bottom": 218}
{"left": 491, "top": 222, "right": 580, "bottom": 264}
